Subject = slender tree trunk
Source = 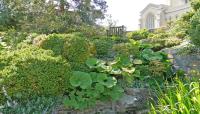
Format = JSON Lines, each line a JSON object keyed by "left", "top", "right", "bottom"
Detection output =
{"left": 60, "top": 0, "right": 65, "bottom": 12}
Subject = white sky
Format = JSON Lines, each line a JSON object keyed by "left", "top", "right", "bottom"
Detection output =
{"left": 105, "top": 0, "right": 170, "bottom": 31}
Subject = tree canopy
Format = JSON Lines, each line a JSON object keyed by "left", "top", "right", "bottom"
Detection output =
{"left": 0, "top": 0, "right": 107, "bottom": 33}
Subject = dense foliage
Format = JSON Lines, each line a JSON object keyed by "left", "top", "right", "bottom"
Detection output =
{"left": 127, "top": 29, "right": 182, "bottom": 51}
{"left": 1, "top": 0, "right": 200, "bottom": 113}
{"left": 127, "top": 29, "right": 149, "bottom": 40}
{"left": 189, "top": 9, "right": 200, "bottom": 47}
{"left": 93, "top": 37, "right": 114, "bottom": 58}
{"left": 0, "top": 46, "right": 71, "bottom": 103}
{"left": 0, "top": 97, "right": 61, "bottom": 113}
{"left": 64, "top": 70, "right": 123, "bottom": 109}
{"left": 40, "top": 34, "right": 66, "bottom": 55}
{"left": 0, "top": 0, "right": 107, "bottom": 33}
{"left": 63, "top": 36, "right": 95, "bottom": 63}
{"left": 150, "top": 77, "right": 200, "bottom": 114}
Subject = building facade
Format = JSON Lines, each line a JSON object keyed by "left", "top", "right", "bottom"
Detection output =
{"left": 139, "top": 0, "right": 190, "bottom": 30}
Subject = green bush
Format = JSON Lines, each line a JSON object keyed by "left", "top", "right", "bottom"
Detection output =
{"left": 189, "top": 9, "right": 200, "bottom": 47}
{"left": 0, "top": 46, "right": 71, "bottom": 103}
{"left": 40, "top": 34, "right": 66, "bottom": 55}
{"left": 191, "top": 0, "right": 200, "bottom": 11}
{"left": 36, "top": 33, "right": 96, "bottom": 71}
{"left": 92, "top": 37, "right": 113, "bottom": 58}
{"left": 111, "top": 36, "right": 129, "bottom": 43}
{"left": 32, "top": 34, "right": 47, "bottom": 46}
{"left": 127, "top": 29, "right": 149, "bottom": 40}
{"left": 112, "top": 41, "right": 140, "bottom": 57}
{"left": 63, "top": 36, "right": 95, "bottom": 63}
{"left": 148, "top": 29, "right": 168, "bottom": 39}
{"left": 168, "top": 20, "right": 190, "bottom": 39}
{"left": 164, "top": 37, "right": 182, "bottom": 47}
{"left": 3, "top": 29, "right": 28, "bottom": 49}
{"left": 143, "top": 37, "right": 181, "bottom": 51}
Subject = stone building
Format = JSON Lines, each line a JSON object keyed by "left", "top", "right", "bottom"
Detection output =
{"left": 139, "top": 0, "right": 190, "bottom": 30}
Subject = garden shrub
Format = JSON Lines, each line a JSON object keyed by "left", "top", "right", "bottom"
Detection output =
{"left": 112, "top": 41, "right": 140, "bottom": 57}
{"left": 191, "top": 0, "right": 200, "bottom": 11}
{"left": 143, "top": 37, "right": 181, "bottom": 51}
{"left": 0, "top": 46, "right": 71, "bottom": 103}
{"left": 149, "top": 60, "right": 168, "bottom": 77}
{"left": 32, "top": 34, "right": 47, "bottom": 46}
{"left": 168, "top": 20, "right": 189, "bottom": 39}
{"left": 76, "top": 25, "right": 106, "bottom": 38}
{"left": 111, "top": 36, "right": 129, "bottom": 43}
{"left": 189, "top": 9, "right": 200, "bottom": 47}
{"left": 92, "top": 37, "right": 114, "bottom": 58}
{"left": 3, "top": 29, "right": 28, "bottom": 49}
{"left": 164, "top": 37, "right": 182, "bottom": 47}
{"left": 177, "top": 44, "right": 200, "bottom": 55}
{"left": 132, "top": 48, "right": 174, "bottom": 87}
{"left": 36, "top": 33, "right": 96, "bottom": 71}
{"left": 127, "top": 29, "right": 149, "bottom": 40}
{"left": 40, "top": 34, "right": 66, "bottom": 55}
{"left": 63, "top": 36, "right": 96, "bottom": 63}
{"left": 69, "top": 62, "right": 90, "bottom": 72}
{"left": 148, "top": 28, "right": 168, "bottom": 39}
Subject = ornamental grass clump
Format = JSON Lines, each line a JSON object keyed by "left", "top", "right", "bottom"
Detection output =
{"left": 150, "top": 78, "right": 200, "bottom": 114}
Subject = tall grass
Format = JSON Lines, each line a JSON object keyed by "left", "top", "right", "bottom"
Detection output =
{"left": 150, "top": 78, "right": 200, "bottom": 114}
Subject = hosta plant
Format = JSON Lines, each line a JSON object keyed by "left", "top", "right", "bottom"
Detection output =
{"left": 64, "top": 71, "right": 123, "bottom": 110}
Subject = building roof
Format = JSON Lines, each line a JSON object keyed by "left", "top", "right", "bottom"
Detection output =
{"left": 140, "top": 3, "right": 169, "bottom": 14}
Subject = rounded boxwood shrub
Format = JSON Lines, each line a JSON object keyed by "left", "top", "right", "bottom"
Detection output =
{"left": 63, "top": 36, "right": 95, "bottom": 63}
{"left": 0, "top": 46, "right": 71, "bottom": 103}
{"left": 39, "top": 34, "right": 66, "bottom": 55}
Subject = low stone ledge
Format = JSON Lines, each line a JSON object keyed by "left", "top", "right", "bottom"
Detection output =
{"left": 54, "top": 88, "right": 151, "bottom": 114}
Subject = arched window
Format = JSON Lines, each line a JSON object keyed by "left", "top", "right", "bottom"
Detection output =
{"left": 145, "top": 13, "right": 155, "bottom": 29}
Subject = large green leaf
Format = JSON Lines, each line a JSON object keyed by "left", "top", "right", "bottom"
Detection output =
{"left": 70, "top": 74, "right": 81, "bottom": 87}
{"left": 95, "top": 83, "right": 105, "bottom": 93}
{"left": 86, "top": 58, "right": 99, "bottom": 68}
{"left": 104, "top": 86, "right": 124, "bottom": 101}
{"left": 110, "top": 86, "right": 124, "bottom": 101}
{"left": 116, "top": 56, "right": 132, "bottom": 67}
{"left": 96, "top": 73, "right": 117, "bottom": 88}
{"left": 103, "top": 77, "right": 117, "bottom": 88}
{"left": 96, "top": 73, "right": 108, "bottom": 83}
{"left": 142, "top": 49, "right": 163, "bottom": 61}
{"left": 90, "top": 72, "right": 98, "bottom": 82}
{"left": 70, "top": 71, "right": 92, "bottom": 89}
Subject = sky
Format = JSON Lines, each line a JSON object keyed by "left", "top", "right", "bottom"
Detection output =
{"left": 104, "top": 0, "right": 169, "bottom": 31}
